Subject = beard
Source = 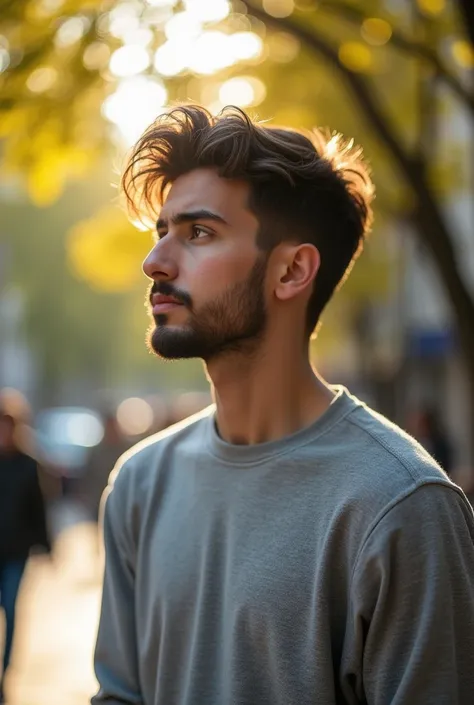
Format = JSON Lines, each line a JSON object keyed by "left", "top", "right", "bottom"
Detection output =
{"left": 147, "top": 254, "right": 268, "bottom": 362}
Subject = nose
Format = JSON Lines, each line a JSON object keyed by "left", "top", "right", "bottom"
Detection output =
{"left": 142, "top": 240, "right": 179, "bottom": 282}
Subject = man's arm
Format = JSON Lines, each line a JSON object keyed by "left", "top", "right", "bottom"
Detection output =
{"left": 343, "top": 483, "right": 474, "bottom": 704}
{"left": 92, "top": 466, "right": 143, "bottom": 705}
{"left": 27, "top": 461, "right": 51, "bottom": 553}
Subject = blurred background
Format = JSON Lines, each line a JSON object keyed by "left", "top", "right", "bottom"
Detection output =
{"left": 0, "top": 0, "right": 473, "bottom": 703}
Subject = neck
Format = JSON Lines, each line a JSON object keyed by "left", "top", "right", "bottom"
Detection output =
{"left": 206, "top": 336, "right": 334, "bottom": 445}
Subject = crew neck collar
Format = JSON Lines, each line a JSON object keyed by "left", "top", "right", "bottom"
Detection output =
{"left": 204, "top": 385, "right": 359, "bottom": 466}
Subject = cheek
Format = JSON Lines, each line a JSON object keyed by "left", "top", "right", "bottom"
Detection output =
{"left": 185, "top": 249, "right": 256, "bottom": 296}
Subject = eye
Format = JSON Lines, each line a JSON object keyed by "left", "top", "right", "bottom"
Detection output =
{"left": 190, "top": 225, "right": 210, "bottom": 240}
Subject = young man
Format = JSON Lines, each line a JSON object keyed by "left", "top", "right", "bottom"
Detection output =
{"left": 92, "top": 106, "right": 474, "bottom": 705}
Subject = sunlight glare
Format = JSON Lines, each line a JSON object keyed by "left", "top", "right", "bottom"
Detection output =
{"left": 145, "top": 0, "right": 178, "bottom": 6}
{"left": 108, "top": 2, "right": 142, "bottom": 39}
{"left": 230, "top": 32, "right": 264, "bottom": 60}
{"left": 165, "top": 12, "right": 202, "bottom": 40}
{"left": 189, "top": 31, "right": 235, "bottom": 74}
{"left": 109, "top": 45, "right": 150, "bottom": 77}
{"left": 55, "top": 16, "right": 90, "bottom": 48}
{"left": 154, "top": 40, "right": 191, "bottom": 76}
{"left": 183, "top": 0, "right": 230, "bottom": 23}
{"left": 102, "top": 76, "right": 168, "bottom": 146}
{"left": 219, "top": 76, "right": 266, "bottom": 107}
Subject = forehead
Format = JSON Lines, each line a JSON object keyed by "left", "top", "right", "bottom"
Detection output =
{"left": 160, "top": 168, "right": 252, "bottom": 222}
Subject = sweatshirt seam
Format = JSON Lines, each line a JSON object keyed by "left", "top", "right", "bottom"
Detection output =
{"left": 346, "top": 411, "right": 428, "bottom": 484}
{"left": 348, "top": 479, "right": 466, "bottom": 589}
{"left": 205, "top": 403, "right": 361, "bottom": 468}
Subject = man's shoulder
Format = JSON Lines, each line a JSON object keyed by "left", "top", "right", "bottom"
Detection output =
{"left": 335, "top": 395, "right": 455, "bottom": 517}
{"left": 110, "top": 404, "right": 214, "bottom": 489}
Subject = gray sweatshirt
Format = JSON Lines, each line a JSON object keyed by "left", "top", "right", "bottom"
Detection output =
{"left": 92, "top": 387, "right": 474, "bottom": 705}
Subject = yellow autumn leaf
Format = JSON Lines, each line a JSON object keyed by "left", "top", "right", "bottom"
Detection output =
{"left": 67, "top": 206, "right": 152, "bottom": 292}
{"left": 27, "top": 155, "right": 65, "bottom": 206}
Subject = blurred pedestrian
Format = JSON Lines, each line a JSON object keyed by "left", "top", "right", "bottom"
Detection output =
{"left": 0, "top": 406, "right": 51, "bottom": 702}
{"left": 92, "top": 106, "right": 474, "bottom": 705}
{"left": 79, "top": 412, "right": 129, "bottom": 523}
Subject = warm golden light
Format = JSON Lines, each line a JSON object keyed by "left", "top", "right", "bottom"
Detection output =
{"left": 183, "top": 0, "right": 230, "bottom": 23}
{"left": 165, "top": 11, "right": 202, "bottom": 40}
{"left": 361, "top": 18, "right": 392, "bottom": 47}
{"left": 109, "top": 45, "right": 151, "bottom": 77}
{"left": 83, "top": 42, "right": 111, "bottom": 71}
{"left": 339, "top": 42, "right": 373, "bottom": 73}
{"left": 416, "top": 0, "right": 446, "bottom": 15}
{"left": 67, "top": 207, "right": 151, "bottom": 291}
{"left": 263, "top": 0, "right": 295, "bottom": 19}
{"left": 154, "top": 40, "right": 190, "bottom": 76}
{"left": 26, "top": 67, "right": 58, "bottom": 93}
{"left": 102, "top": 77, "right": 168, "bottom": 146}
{"left": 267, "top": 32, "right": 300, "bottom": 63}
{"left": 0, "top": 47, "right": 9, "bottom": 73}
{"left": 189, "top": 31, "right": 236, "bottom": 74}
{"left": 219, "top": 76, "right": 266, "bottom": 107}
{"left": 55, "top": 16, "right": 90, "bottom": 48}
{"left": 230, "top": 32, "right": 264, "bottom": 61}
{"left": 452, "top": 40, "right": 474, "bottom": 68}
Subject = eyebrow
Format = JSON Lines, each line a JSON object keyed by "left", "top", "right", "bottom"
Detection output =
{"left": 156, "top": 209, "right": 229, "bottom": 231}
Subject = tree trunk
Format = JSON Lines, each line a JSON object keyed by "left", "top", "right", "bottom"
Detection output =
{"left": 456, "top": 0, "right": 474, "bottom": 45}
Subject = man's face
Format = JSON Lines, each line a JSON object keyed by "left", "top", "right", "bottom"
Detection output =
{"left": 143, "top": 168, "right": 268, "bottom": 362}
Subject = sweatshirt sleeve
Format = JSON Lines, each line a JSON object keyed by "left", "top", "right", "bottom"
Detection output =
{"left": 91, "top": 464, "right": 143, "bottom": 705}
{"left": 343, "top": 483, "right": 474, "bottom": 705}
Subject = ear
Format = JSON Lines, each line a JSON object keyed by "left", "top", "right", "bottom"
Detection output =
{"left": 274, "top": 243, "right": 320, "bottom": 302}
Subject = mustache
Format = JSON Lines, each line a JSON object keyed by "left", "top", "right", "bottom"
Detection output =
{"left": 149, "top": 281, "right": 193, "bottom": 309}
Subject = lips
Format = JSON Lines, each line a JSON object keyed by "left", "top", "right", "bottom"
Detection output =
{"left": 151, "top": 293, "right": 184, "bottom": 315}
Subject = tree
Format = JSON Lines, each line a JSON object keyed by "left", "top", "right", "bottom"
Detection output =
{"left": 1, "top": 0, "right": 473, "bottom": 438}
{"left": 238, "top": 0, "right": 474, "bottom": 449}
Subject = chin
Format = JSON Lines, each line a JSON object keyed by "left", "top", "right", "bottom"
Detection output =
{"left": 147, "top": 325, "right": 201, "bottom": 360}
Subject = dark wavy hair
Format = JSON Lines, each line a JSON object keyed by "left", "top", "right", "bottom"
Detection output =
{"left": 122, "top": 105, "right": 374, "bottom": 333}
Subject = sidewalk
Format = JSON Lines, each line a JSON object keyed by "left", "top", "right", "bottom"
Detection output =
{"left": 4, "top": 510, "right": 102, "bottom": 705}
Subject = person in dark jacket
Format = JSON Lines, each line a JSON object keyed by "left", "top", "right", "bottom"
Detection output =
{"left": 0, "top": 407, "right": 51, "bottom": 702}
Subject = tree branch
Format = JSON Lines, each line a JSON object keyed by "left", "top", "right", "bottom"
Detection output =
{"left": 318, "top": 0, "right": 474, "bottom": 116}
{"left": 455, "top": 0, "right": 474, "bottom": 46}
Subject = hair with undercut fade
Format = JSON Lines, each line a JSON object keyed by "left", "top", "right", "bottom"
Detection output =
{"left": 122, "top": 104, "right": 374, "bottom": 334}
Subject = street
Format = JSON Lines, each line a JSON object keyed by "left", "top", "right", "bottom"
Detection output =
{"left": 3, "top": 503, "right": 102, "bottom": 705}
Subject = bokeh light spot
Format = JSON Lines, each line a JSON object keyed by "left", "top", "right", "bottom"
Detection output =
{"left": 117, "top": 397, "right": 154, "bottom": 436}
{"left": 452, "top": 40, "right": 474, "bottom": 68}
{"left": 83, "top": 42, "right": 111, "bottom": 71}
{"left": 27, "top": 67, "right": 58, "bottom": 93}
{"left": 109, "top": 45, "right": 150, "bottom": 77}
{"left": 0, "top": 48, "right": 10, "bottom": 73}
{"left": 361, "top": 18, "right": 392, "bottom": 47}
{"left": 183, "top": 0, "right": 230, "bottom": 23}
{"left": 102, "top": 76, "right": 167, "bottom": 146}
{"left": 230, "top": 32, "right": 264, "bottom": 60}
{"left": 165, "top": 11, "right": 202, "bottom": 40}
{"left": 219, "top": 76, "right": 266, "bottom": 107}
{"left": 154, "top": 40, "right": 190, "bottom": 76}
{"left": 55, "top": 16, "right": 90, "bottom": 48}
{"left": 416, "top": 0, "right": 446, "bottom": 15}
{"left": 267, "top": 31, "right": 300, "bottom": 63}
{"left": 339, "top": 42, "right": 373, "bottom": 73}
{"left": 263, "top": 0, "right": 295, "bottom": 19}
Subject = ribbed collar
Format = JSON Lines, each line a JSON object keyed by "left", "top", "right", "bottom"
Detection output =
{"left": 203, "top": 385, "right": 359, "bottom": 467}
